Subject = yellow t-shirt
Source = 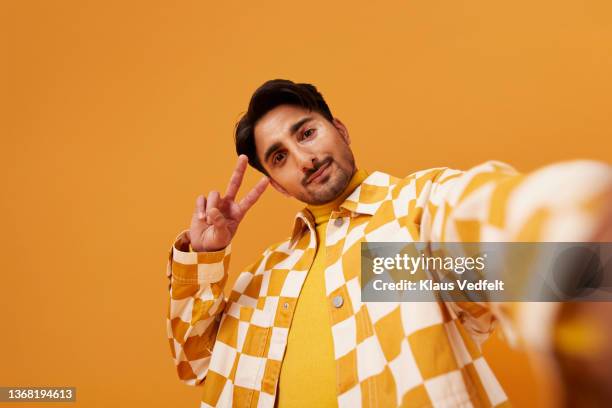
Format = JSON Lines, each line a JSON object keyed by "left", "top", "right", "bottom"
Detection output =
{"left": 276, "top": 169, "right": 368, "bottom": 407}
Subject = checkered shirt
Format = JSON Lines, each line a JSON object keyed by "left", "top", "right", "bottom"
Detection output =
{"left": 166, "top": 160, "right": 611, "bottom": 407}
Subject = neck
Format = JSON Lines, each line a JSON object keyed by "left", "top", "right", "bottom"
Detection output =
{"left": 306, "top": 168, "right": 368, "bottom": 225}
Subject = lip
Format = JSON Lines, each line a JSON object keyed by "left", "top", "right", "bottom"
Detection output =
{"left": 307, "top": 161, "right": 331, "bottom": 184}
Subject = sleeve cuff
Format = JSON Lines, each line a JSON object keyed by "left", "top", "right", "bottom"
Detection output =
{"left": 168, "top": 229, "right": 232, "bottom": 284}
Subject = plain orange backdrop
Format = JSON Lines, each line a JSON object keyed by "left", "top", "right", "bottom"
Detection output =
{"left": 2, "top": 0, "right": 611, "bottom": 407}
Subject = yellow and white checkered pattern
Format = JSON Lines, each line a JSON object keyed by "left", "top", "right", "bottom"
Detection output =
{"left": 167, "top": 160, "right": 611, "bottom": 407}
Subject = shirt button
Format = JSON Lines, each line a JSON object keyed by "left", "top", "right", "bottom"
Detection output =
{"left": 283, "top": 302, "right": 289, "bottom": 309}
{"left": 332, "top": 295, "right": 344, "bottom": 308}
{"left": 334, "top": 217, "right": 344, "bottom": 227}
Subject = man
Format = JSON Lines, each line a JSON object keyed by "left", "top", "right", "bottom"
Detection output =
{"left": 166, "top": 79, "right": 612, "bottom": 407}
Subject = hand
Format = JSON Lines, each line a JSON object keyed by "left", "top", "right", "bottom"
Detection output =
{"left": 589, "top": 185, "right": 612, "bottom": 242}
{"left": 552, "top": 186, "right": 612, "bottom": 406}
{"left": 553, "top": 301, "right": 612, "bottom": 406}
{"left": 189, "top": 155, "right": 269, "bottom": 252}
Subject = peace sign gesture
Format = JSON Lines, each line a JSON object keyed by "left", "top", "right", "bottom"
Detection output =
{"left": 189, "top": 155, "right": 269, "bottom": 252}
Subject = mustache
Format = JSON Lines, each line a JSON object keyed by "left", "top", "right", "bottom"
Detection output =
{"left": 303, "top": 157, "right": 333, "bottom": 186}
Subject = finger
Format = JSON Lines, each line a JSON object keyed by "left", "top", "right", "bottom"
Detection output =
{"left": 206, "top": 191, "right": 220, "bottom": 222}
{"left": 208, "top": 207, "right": 228, "bottom": 228}
{"left": 195, "top": 194, "right": 206, "bottom": 220}
{"left": 238, "top": 177, "right": 269, "bottom": 214}
{"left": 224, "top": 154, "right": 248, "bottom": 201}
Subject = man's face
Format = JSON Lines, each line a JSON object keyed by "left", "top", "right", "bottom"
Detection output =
{"left": 254, "top": 104, "right": 356, "bottom": 205}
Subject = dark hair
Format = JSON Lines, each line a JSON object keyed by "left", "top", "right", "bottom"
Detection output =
{"left": 234, "top": 79, "right": 334, "bottom": 175}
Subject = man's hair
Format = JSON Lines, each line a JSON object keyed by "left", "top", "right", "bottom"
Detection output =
{"left": 234, "top": 79, "right": 334, "bottom": 175}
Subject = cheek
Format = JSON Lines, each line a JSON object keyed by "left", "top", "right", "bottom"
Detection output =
{"left": 326, "top": 136, "right": 348, "bottom": 155}
{"left": 274, "top": 171, "right": 303, "bottom": 192}
{"left": 331, "top": 144, "right": 352, "bottom": 165}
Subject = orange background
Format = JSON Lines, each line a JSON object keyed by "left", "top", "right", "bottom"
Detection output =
{"left": 2, "top": 0, "right": 611, "bottom": 407}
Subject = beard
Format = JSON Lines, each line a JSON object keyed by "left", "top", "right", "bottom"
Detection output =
{"left": 299, "top": 150, "right": 356, "bottom": 205}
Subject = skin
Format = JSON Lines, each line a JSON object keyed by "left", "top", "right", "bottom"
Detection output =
{"left": 189, "top": 104, "right": 356, "bottom": 252}
{"left": 254, "top": 104, "right": 357, "bottom": 205}
{"left": 189, "top": 155, "right": 270, "bottom": 252}
{"left": 552, "top": 187, "right": 612, "bottom": 406}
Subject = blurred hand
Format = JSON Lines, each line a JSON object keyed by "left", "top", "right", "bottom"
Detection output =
{"left": 554, "top": 186, "right": 612, "bottom": 406}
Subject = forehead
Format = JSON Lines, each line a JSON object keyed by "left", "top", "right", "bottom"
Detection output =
{"left": 254, "top": 105, "right": 319, "bottom": 152}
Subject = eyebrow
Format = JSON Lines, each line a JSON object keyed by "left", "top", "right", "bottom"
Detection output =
{"left": 262, "top": 116, "right": 313, "bottom": 164}
{"left": 263, "top": 141, "right": 283, "bottom": 165}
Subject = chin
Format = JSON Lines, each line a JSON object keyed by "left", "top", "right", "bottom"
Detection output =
{"left": 313, "top": 180, "right": 347, "bottom": 203}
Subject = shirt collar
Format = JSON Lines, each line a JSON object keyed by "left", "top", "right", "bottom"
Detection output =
{"left": 289, "top": 170, "right": 397, "bottom": 247}
{"left": 305, "top": 168, "right": 369, "bottom": 225}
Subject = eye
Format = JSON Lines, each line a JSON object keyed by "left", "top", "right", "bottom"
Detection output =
{"left": 301, "top": 128, "right": 316, "bottom": 140}
{"left": 272, "top": 151, "right": 286, "bottom": 165}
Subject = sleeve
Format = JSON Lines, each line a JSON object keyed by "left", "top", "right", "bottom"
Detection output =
{"left": 416, "top": 159, "right": 612, "bottom": 350}
{"left": 165, "top": 229, "right": 232, "bottom": 386}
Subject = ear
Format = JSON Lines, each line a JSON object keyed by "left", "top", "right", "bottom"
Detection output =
{"left": 332, "top": 117, "right": 350, "bottom": 145}
{"left": 269, "top": 178, "right": 291, "bottom": 197}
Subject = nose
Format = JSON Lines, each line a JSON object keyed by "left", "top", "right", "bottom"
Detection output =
{"left": 293, "top": 147, "right": 317, "bottom": 173}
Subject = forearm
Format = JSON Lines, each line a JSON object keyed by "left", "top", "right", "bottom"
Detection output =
{"left": 420, "top": 160, "right": 612, "bottom": 347}
{"left": 166, "top": 229, "right": 232, "bottom": 385}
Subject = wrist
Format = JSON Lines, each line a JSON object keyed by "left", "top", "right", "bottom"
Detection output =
{"left": 189, "top": 241, "right": 228, "bottom": 253}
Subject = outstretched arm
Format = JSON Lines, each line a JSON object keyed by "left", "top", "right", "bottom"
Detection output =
{"left": 412, "top": 159, "right": 612, "bottom": 347}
